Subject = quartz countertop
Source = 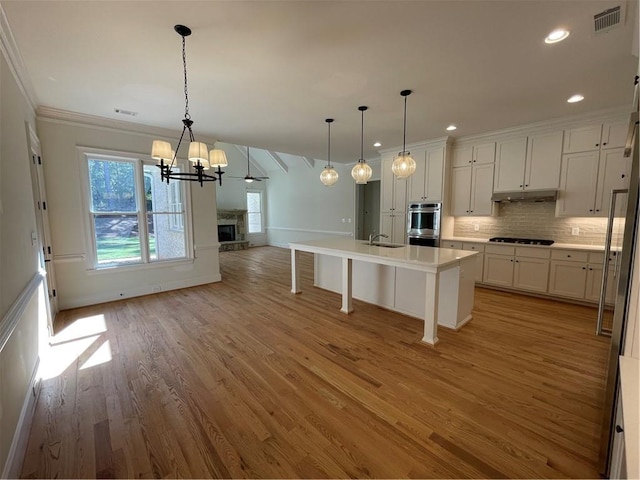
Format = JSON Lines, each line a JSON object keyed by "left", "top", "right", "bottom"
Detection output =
{"left": 442, "top": 237, "right": 611, "bottom": 252}
{"left": 290, "top": 238, "right": 477, "bottom": 271}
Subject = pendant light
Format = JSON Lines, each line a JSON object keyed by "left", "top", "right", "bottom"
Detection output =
{"left": 391, "top": 90, "right": 416, "bottom": 179}
{"left": 320, "top": 118, "right": 339, "bottom": 186}
{"left": 351, "top": 106, "right": 373, "bottom": 184}
{"left": 151, "top": 25, "right": 226, "bottom": 187}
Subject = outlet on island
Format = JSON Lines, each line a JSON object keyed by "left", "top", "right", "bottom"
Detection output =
{"left": 571, "top": 227, "right": 580, "bottom": 236}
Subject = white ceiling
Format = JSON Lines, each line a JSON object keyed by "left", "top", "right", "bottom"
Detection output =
{"left": 2, "top": 0, "right": 638, "bottom": 169}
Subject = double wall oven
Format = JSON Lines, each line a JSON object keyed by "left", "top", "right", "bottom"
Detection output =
{"left": 407, "top": 201, "right": 441, "bottom": 247}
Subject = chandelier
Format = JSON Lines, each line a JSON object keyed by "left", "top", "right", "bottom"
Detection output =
{"left": 351, "top": 106, "right": 373, "bottom": 184}
{"left": 320, "top": 118, "right": 339, "bottom": 186}
{"left": 151, "top": 25, "right": 227, "bottom": 187}
{"left": 391, "top": 89, "right": 416, "bottom": 178}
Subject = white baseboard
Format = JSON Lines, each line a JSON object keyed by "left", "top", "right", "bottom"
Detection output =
{"left": 59, "top": 273, "right": 222, "bottom": 310}
{"left": 2, "top": 357, "right": 40, "bottom": 479}
{"left": 268, "top": 241, "right": 290, "bottom": 248}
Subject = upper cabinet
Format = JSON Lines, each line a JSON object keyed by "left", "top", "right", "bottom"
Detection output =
{"left": 408, "top": 145, "right": 445, "bottom": 202}
{"left": 563, "top": 119, "right": 628, "bottom": 153}
{"left": 556, "top": 147, "right": 631, "bottom": 217}
{"left": 452, "top": 142, "right": 495, "bottom": 167}
{"left": 451, "top": 142, "right": 495, "bottom": 216}
{"left": 493, "top": 130, "right": 563, "bottom": 192}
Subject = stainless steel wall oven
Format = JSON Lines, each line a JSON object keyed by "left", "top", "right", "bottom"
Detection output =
{"left": 407, "top": 201, "right": 441, "bottom": 247}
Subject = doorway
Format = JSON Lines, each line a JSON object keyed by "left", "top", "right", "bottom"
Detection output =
{"left": 355, "top": 181, "right": 380, "bottom": 240}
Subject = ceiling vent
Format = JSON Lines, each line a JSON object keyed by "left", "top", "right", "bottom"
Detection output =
{"left": 594, "top": 5, "right": 623, "bottom": 34}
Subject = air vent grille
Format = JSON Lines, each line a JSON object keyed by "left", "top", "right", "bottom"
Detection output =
{"left": 114, "top": 108, "right": 138, "bottom": 117}
{"left": 594, "top": 6, "right": 622, "bottom": 33}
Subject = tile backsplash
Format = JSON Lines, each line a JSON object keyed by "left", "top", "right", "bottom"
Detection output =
{"left": 453, "top": 200, "right": 625, "bottom": 245}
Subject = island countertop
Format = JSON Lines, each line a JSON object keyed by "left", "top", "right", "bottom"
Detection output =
{"left": 289, "top": 237, "right": 477, "bottom": 272}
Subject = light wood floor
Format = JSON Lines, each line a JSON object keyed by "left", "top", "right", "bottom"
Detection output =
{"left": 21, "top": 246, "right": 611, "bottom": 478}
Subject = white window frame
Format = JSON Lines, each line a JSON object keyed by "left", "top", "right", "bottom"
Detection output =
{"left": 78, "top": 147, "right": 194, "bottom": 271}
{"left": 246, "top": 189, "right": 265, "bottom": 235}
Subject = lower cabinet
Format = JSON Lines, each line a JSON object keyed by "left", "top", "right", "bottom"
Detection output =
{"left": 463, "top": 243, "right": 484, "bottom": 283}
{"left": 483, "top": 245, "right": 550, "bottom": 293}
{"left": 548, "top": 260, "right": 588, "bottom": 298}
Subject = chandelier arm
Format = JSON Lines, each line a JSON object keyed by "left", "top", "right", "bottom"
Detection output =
{"left": 172, "top": 124, "right": 189, "bottom": 169}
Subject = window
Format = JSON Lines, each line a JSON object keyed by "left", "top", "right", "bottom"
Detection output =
{"left": 83, "top": 151, "right": 189, "bottom": 268}
{"left": 246, "top": 190, "right": 264, "bottom": 234}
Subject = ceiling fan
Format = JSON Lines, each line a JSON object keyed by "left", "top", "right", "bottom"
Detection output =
{"left": 231, "top": 147, "right": 269, "bottom": 183}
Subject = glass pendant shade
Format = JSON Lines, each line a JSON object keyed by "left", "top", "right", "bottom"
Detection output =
{"left": 351, "top": 162, "right": 372, "bottom": 184}
{"left": 392, "top": 151, "right": 416, "bottom": 178}
{"left": 320, "top": 166, "right": 339, "bottom": 186}
{"left": 188, "top": 141, "right": 209, "bottom": 164}
{"left": 152, "top": 140, "right": 173, "bottom": 162}
{"left": 209, "top": 149, "right": 228, "bottom": 168}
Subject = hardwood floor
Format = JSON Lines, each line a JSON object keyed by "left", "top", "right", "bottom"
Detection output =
{"left": 20, "top": 246, "right": 611, "bottom": 478}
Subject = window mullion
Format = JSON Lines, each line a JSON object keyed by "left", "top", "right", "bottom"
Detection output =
{"left": 136, "top": 160, "right": 150, "bottom": 263}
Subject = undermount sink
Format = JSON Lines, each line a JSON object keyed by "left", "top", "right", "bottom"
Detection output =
{"left": 364, "top": 242, "right": 405, "bottom": 248}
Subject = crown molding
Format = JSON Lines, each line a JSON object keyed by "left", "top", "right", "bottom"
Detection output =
{"left": 450, "top": 105, "right": 632, "bottom": 146}
{"left": 37, "top": 106, "right": 220, "bottom": 145}
{"left": 0, "top": 3, "right": 38, "bottom": 112}
{"left": 378, "top": 136, "right": 452, "bottom": 155}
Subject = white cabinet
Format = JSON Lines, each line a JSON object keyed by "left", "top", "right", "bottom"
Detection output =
{"left": 452, "top": 142, "right": 495, "bottom": 167}
{"left": 548, "top": 250, "right": 589, "bottom": 299}
{"left": 493, "top": 131, "right": 563, "bottom": 193}
{"left": 381, "top": 155, "right": 408, "bottom": 213}
{"left": 380, "top": 212, "right": 407, "bottom": 244}
{"left": 380, "top": 154, "right": 408, "bottom": 243}
{"left": 557, "top": 147, "right": 631, "bottom": 217}
{"left": 493, "top": 137, "right": 528, "bottom": 192}
{"left": 408, "top": 146, "right": 445, "bottom": 202}
{"left": 594, "top": 148, "right": 631, "bottom": 217}
{"left": 563, "top": 119, "right": 628, "bottom": 153}
{"left": 451, "top": 163, "right": 494, "bottom": 216}
{"left": 483, "top": 245, "right": 549, "bottom": 292}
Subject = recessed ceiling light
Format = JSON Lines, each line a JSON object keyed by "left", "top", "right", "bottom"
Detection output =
{"left": 446, "top": 125, "right": 457, "bottom": 131}
{"left": 567, "top": 94, "right": 584, "bottom": 103}
{"left": 373, "top": 142, "right": 382, "bottom": 147}
{"left": 545, "top": 29, "right": 570, "bottom": 44}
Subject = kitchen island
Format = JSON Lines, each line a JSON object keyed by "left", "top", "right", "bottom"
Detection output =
{"left": 289, "top": 238, "right": 477, "bottom": 345}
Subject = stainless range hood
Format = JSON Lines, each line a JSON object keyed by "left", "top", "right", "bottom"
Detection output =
{"left": 491, "top": 190, "right": 558, "bottom": 202}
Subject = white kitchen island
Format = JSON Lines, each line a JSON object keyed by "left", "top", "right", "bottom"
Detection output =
{"left": 289, "top": 238, "right": 477, "bottom": 346}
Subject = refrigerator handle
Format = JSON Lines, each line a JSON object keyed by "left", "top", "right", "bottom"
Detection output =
{"left": 596, "top": 188, "right": 628, "bottom": 336}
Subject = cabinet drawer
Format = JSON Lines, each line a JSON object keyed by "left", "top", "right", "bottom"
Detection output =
{"left": 515, "top": 246, "right": 551, "bottom": 259}
{"left": 485, "top": 244, "right": 515, "bottom": 255}
{"left": 463, "top": 242, "right": 485, "bottom": 252}
{"left": 442, "top": 241, "right": 463, "bottom": 249}
{"left": 551, "top": 249, "right": 589, "bottom": 262}
{"left": 589, "top": 251, "right": 619, "bottom": 264}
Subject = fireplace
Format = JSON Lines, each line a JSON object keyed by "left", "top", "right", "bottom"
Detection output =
{"left": 218, "top": 224, "right": 236, "bottom": 242}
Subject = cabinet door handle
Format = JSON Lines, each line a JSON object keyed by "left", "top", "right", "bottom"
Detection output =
{"left": 603, "top": 142, "right": 607, "bottom": 146}
{"left": 589, "top": 209, "right": 593, "bottom": 212}
{"left": 622, "top": 174, "right": 626, "bottom": 179}
{"left": 596, "top": 143, "right": 600, "bottom": 147}
{"left": 470, "top": 210, "right": 474, "bottom": 213}
{"left": 515, "top": 260, "right": 519, "bottom": 263}
{"left": 520, "top": 185, "right": 523, "bottom": 188}
{"left": 510, "top": 259, "right": 513, "bottom": 262}
{"left": 582, "top": 266, "right": 586, "bottom": 270}
{"left": 525, "top": 184, "right": 529, "bottom": 187}
{"left": 567, "top": 255, "right": 571, "bottom": 258}
{"left": 596, "top": 209, "right": 600, "bottom": 212}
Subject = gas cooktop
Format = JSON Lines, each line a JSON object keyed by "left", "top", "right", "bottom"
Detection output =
{"left": 489, "top": 237, "right": 555, "bottom": 246}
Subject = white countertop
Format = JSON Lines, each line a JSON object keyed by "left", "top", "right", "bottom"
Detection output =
{"left": 442, "top": 237, "right": 609, "bottom": 252}
{"left": 290, "top": 238, "right": 477, "bottom": 271}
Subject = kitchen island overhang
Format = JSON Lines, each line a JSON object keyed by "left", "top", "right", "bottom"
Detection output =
{"left": 289, "top": 238, "right": 478, "bottom": 346}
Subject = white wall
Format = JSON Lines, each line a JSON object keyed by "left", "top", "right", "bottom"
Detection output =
{"left": 0, "top": 48, "right": 48, "bottom": 477}
{"left": 215, "top": 142, "right": 268, "bottom": 246}
{"left": 36, "top": 116, "right": 222, "bottom": 309}
{"left": 266, "top": 162, "right": 356, "bottom": 247}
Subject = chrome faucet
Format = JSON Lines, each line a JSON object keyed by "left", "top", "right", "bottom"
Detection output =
{"left": 369, "top": 233, "right": 389, "bottom": 245}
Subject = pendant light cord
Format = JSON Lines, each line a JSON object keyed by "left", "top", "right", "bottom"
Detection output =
{"left": 327, "top": 121, "right": 331, "bottom": 167}
{"left": 402, "top": 94, "right": 407, "bottom": 154}
{"left": 360, "top": 109, "right": 364, "bottom": 162}
{"left": 182, "top": 35, "right": 190, "bottom": 121}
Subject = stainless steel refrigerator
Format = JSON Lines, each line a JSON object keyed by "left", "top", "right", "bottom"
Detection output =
{"left": 597, "top": 99, "right": 639, "bottom": 477}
